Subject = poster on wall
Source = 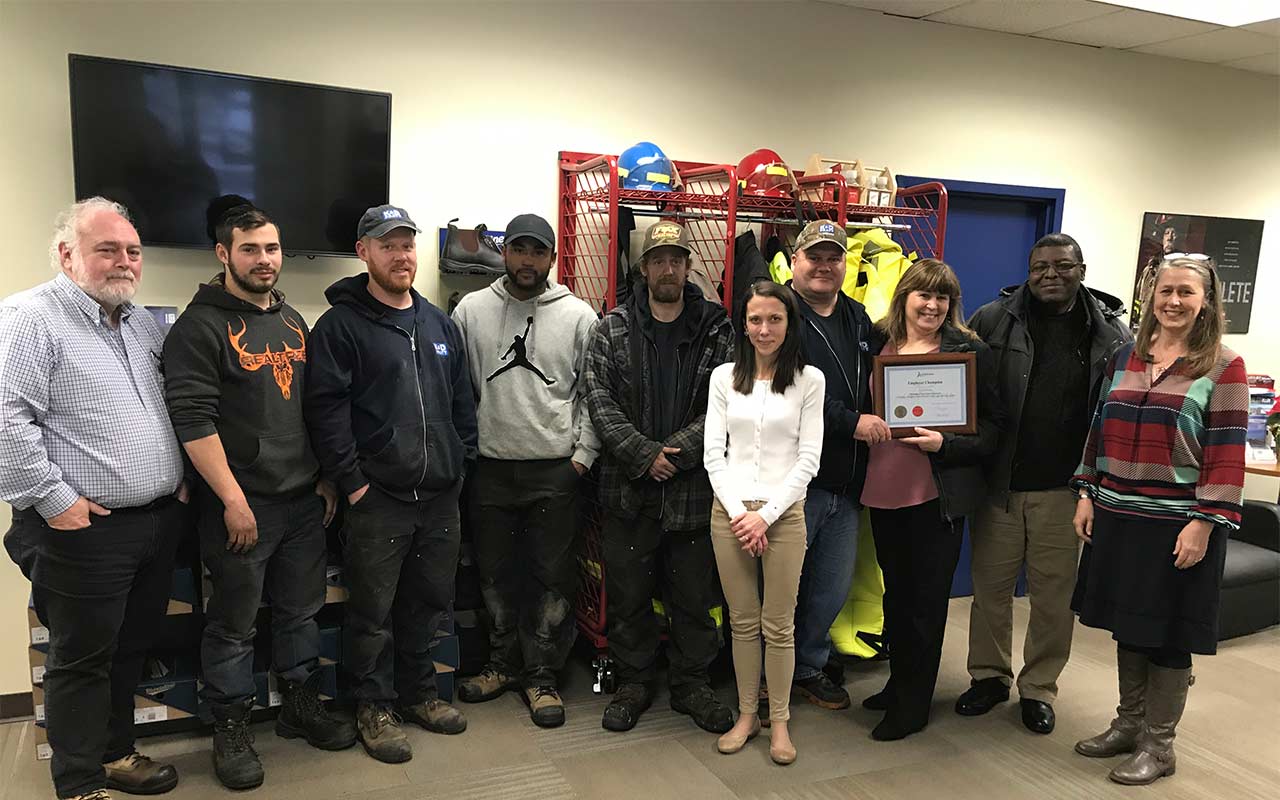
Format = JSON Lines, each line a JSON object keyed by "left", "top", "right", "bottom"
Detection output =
{"left": 1131, "top": 212, "right": 1264, "bottom": 334}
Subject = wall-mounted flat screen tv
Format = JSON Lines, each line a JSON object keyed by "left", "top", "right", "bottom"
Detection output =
{"left": 69, "top": 54, "right": 391, "bottom": 256}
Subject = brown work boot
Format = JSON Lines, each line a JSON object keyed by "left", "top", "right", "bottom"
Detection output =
{"left": 399, "top": 698, "right": 467, "bottom": 735}
{"left": 103, "top": 751, "right": 179, "bottom": 795}
{"left": 525, "top": 686, "right": 566, "bottom": 728}
{"left": 356, "top": 703, "right": 412, "bottom": 763}
{"left": 457, "top": 664, "right": 517, "bottom": 703}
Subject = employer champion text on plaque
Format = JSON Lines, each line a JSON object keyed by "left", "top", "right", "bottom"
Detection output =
{"left": 872, "top": 352, "right": 977, "bottom": 438}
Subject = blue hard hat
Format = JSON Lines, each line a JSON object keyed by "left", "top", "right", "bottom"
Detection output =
{"left": 618, "top": 141, "right": 673, "bottom": 192}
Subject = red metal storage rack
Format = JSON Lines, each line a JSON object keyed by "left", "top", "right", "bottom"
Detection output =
{"left": 558, "top": 150, "right": 947, "bottom": 689}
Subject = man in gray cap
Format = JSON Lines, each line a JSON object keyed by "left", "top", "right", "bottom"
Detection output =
{"left": 788, "top": 220, "right": 889, "bottom": 712}
{"left": 304, "top": 204, "right": 478, "bottom": 763}
{"left": 451, "top": 213, "right": 600, "bottom": 728}
{"left": 583, "top": 220, "right": 735, "bottom": 734}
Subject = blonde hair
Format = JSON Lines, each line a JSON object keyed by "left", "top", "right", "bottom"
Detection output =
{"left": 877, "top": 258, "right": 976, "bottom": 345}
{"left": 49, "top": 197, "right": 132, "bottom": 270}
{"left": 1135, "top": 256, "right": 1224, "bottom": 378}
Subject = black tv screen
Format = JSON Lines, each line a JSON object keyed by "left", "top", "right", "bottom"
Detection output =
{"left": 69, "top": 55, "right": 390, "bottom": 256}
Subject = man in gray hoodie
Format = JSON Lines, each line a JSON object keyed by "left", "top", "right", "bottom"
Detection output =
{"left": 451, "top": 213, "right": 600, "bottom": 728}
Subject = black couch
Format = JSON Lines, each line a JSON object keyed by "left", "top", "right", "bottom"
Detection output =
{"left": 1219, "top": 500, "right": 1280, "bottom": 640}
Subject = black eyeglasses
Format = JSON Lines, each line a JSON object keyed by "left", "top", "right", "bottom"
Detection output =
{"left": 1029, "top": 260, "right": 1082, "bottom": 276}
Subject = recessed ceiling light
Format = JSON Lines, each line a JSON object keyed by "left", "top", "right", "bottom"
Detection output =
{"left": 1097, "top": 1, "right": 1279, "bottom": 27}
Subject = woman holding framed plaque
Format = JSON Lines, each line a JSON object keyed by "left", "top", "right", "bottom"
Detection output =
{"left": 704, "top": 281, "right": 825, "bottom": 765}
{"left": 1071, "top": 256, "right": 1247, "bottom": 786}
{"left": 858, "top": 259, "right": 1003, "bottom": 741}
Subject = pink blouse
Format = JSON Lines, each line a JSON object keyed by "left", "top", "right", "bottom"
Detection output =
{"left": 860, "top": 341, "right": 940, "bottom": 510}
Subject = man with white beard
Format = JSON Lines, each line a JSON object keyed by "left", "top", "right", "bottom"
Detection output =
{"left": 0, "top": 197, "right": 188, "bottom": 800}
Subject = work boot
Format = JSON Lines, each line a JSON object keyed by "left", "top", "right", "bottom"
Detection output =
{"left": 670, "top": 684, "right": 734, "bottom": 734}
{"left": 357, "top": 702, "right": 412, "bottom": 763}
{"left": 103, "top": 751, "right": 178, "bottom": 795}
{"left": 793, "top": 672, "right": 851, "bottom": 710}
{"left": 601, "top": 682, "right": 652, "bottom": 732}
{"left": 1109, "top": 666, "right": 1193, "bottom": 785}
{"left": 439, "top": 219, "right": 506, "bottom": 275}
{"left": 399, "top": 698, "right": 467, "bottom": 735}
{"left": 211, "top": 699, "right": 263, "bottom": 790}
{"left": 458, "top": 664, "right": 518, "bottom": 703}
{"left": 276, "top": 671, "right": 358, "bottom": 750}
{"left": 525, "top": 685, "right": 566, "bottom": 728}
{"left": 1076, "top": 648, "right": 1148, "bottom": 758}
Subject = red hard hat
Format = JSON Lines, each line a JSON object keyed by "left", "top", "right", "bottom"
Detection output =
{"left": 737, "top": 148, "right": 798, "bottom": 198}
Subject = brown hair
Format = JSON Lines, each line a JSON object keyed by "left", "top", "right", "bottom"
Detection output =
{"left": 877, "top": 258, "right": 976, "bottom": 345}
{"left": 732, "top": 281, "right": 806, "bottom": 395}
{"left": 1135, "top": 256, "right": 1224, "bottom": 378}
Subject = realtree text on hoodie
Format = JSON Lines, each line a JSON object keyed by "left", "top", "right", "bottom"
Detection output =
{"left": 451, "top": 278, "right": 601, "bottom": 467}
{"left": 162, "top": 274, "right": 319, "bottom": 499}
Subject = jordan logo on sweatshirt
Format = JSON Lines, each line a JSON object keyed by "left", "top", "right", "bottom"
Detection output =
{"left": 486, "top": 316, "right": 555, "bottom": 386}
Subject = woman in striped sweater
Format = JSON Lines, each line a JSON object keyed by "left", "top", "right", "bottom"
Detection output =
{"left": 1070, "top": 255, "right": 1248, "bottom": 786}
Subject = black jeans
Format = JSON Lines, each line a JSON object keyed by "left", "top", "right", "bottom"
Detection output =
{"left": 342, "top": 482, "right": 461, "bottom": 705}
{"left": 5, "top": 500, "right": 185, "bottom": 799}
{"left": 198, "top": 487, "right": 327, "bottom": 705}
{"left": 469, "top": 457, "right": 580, "bottom": 687}
{"left": 601, "top": 513, "right": 719, "bottom": 693}
{"left": 870, "top": 501, "right": 963, "bottom": 729}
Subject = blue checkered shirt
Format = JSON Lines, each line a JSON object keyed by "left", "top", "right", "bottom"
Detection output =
{"left": 0, "top": 274, "right": 183, "bottom": 518}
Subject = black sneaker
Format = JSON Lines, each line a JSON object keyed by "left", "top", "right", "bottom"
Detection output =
{"left": 794, "top": 672, "right": 851, "bottom": 710}
{"left": 601, "top": 683, "right": 652, "bottom": 732}
{"left": 670, "top": 685, "right": 733, "bottom": 734}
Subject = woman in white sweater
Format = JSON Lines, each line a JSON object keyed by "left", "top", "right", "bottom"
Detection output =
{"left": 704, "top": 281, "right": 824, "bottom": 765}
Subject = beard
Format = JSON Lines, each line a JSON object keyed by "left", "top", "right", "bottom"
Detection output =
{"left": 649, "top": 279, "right": 684, "bottom": 304}
{"left": 228, "top": 264, "right": 278, "bottom": 295}
{"left": 506, "top": 264, "right": 548, "bottom": 293}
{"left": 71, "top": 266, "right": 137, "bottom": 308}
{"left": 371, "top": 264, "right": 415, "bottom": 295}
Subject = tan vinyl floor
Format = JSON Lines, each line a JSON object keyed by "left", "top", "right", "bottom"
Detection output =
{"left": 3, "top": 597, "right": 1277, "bottom": 800}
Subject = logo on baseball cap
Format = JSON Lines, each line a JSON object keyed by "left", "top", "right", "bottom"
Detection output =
{"left": 639, "top": 221, "right": 693, "bottom": 260}
{"left": 357, "top": 204, "right": 422, "bottom": 240}
{"left": 794, "top": 219, "right": 847, "bottom": 253}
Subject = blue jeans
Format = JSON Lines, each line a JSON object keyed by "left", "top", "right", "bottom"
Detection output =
{"left": 199, "top": 489, "right": 327, "bottom": 705}
{"left": 793, "top": 487, "right": 860, "bottom": 681}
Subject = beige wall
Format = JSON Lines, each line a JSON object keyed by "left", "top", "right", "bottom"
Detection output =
{"left": 1, "top": 0, "right": 1276, "bottom": 694}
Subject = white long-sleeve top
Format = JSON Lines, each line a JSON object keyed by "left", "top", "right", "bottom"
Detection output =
{"left": 703, "top": 362, "right": 825, "bottom": 527}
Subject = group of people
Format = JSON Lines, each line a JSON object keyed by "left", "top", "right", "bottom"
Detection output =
{"left": 0, "top": 194, "right": 1247, "bottom": 800}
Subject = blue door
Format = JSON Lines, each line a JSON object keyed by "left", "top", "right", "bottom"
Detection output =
{"left": 898, "top": 177, "right": 1066, "bottom": 597}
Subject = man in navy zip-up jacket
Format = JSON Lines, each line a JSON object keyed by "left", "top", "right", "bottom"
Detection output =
{"left": 304, "top": 205, "right": 477, "bottom": 765}
{"left": 787, "top": 221, "right": 889, "bottom": 710}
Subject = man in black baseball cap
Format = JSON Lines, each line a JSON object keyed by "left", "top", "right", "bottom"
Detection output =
{"left": 305, "top": 203, "right": 477, "bottom": 763}
{"left": 451, "top": 212, "right": 600, "bottom": 728}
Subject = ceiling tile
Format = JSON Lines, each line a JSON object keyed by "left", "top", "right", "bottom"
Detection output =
{"left": 1034, "top": 8, "right": 1217, "bottom": 49}
{"left": 1220, "top": 52, "right": 1280, "bottom": 75}
{"left": 926, "top": 0, "right": 1116, "bottom": 35}
{"left": 1239, "top": 19, "right": 1280, "bottom": 38}
{"left": 1132, "top": 27, "right": 1278, "bottom": 62}
{"left": 831, "top": 0, "right": 969, "bottom": 19}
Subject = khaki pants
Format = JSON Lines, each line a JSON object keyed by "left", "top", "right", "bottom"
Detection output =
{"left": 966, "top": 489, "right": 1080, "bottom": 703}
{"left": 711, "top": 499, "right": 807, "bottom": 722}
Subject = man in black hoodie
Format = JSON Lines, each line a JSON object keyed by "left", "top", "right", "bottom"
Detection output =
{"left": 304, "top": 205, "right": 478, "bottom": 764}
{"left": 787, "top": 221, "right": 890, "bottom": 711}
{"left": 583, "top": 221, "right": 735, "bottom": 735}
{"left": 163, "top": 204, "right": 356, "bottom": 790}
{"left": 957, "top": 234, "right": 1131, "bottom": 734}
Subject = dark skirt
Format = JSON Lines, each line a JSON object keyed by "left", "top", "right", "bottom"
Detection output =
{"left": 1072, "top": 506, "right": 1227, "bottom": 655}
